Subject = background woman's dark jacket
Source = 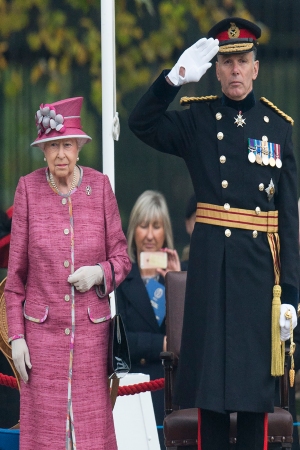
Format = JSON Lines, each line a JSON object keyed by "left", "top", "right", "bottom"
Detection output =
{"left": 117, "top": 262, "right": 165, "bottom": 448}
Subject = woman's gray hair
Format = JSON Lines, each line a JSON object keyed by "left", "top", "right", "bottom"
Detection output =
{"left": 127, "top": 190, "right": 174, "bottom": 263}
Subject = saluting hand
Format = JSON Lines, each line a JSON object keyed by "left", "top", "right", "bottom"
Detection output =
{"left": 68, "top": 265, "right": 103, "bottom": 293}
{"left": 167, "top": 37, "right": 219, "bottom": 86}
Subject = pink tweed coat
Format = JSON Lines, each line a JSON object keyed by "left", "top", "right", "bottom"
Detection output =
{"left": 5, "top": 167, "right": 131, "bottom": 450}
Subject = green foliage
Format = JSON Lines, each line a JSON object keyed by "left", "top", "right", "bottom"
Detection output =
{"left": 0, "top": 0, "right": 268, "bottom": 111}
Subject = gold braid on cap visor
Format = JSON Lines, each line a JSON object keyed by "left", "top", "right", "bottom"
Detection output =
{"left": 219, "top": 42, "right": 254, "bottom": 53}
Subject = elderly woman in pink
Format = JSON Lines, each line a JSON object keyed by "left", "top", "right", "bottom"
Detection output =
{"left": 4, "top": 97, "right": 131, "bottom": 450}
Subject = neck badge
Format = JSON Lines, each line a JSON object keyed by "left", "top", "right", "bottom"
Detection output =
{"left": 234, "top": 111, "right": 246, "bottom": 127}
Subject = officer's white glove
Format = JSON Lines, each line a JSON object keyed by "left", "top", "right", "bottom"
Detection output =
{"left": 279, "top": 304, "right": 297, "bottom": 341}
{"left": 11, "top": 338, "right": 31, "bottom": 383}
{"left": 167, "top": 38, "right": 219, "bottom": 86}
{"left": 68, "top": 265, "right": 103, "bottom": 292}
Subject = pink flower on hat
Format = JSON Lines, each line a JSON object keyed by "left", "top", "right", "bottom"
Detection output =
{"left": 35, "top": 104, "right": 66, "bottom": 136}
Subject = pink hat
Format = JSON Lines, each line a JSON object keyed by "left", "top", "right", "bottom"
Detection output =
{"left": 31, "top": 97, "right": 92, "bottom": 149}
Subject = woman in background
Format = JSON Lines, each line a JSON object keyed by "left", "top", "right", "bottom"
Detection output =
{"left": 117, "top": 190, "right": 180, "bottom": 449}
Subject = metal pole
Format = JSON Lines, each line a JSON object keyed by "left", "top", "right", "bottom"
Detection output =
{"left": 100, "top": 0, "right": 119, "bottom": 192}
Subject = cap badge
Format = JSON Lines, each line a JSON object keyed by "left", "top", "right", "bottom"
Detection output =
{"left": 265, "top": 179, "right": 275, "bottom": 201}
{"left": 228, "top": 23, "right": 240, "bottom": 39}
{"left": 234, "top": 111, "right": 246, "bottom": 127}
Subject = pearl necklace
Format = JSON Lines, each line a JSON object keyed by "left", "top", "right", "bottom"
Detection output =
{"left": 49, "top": 167, "right": 77, "bottom": 195}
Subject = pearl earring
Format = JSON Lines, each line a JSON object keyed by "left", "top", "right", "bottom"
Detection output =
{"left": 44, "top": 157, "right": 46, "bottom": 162}
{"left": 77, "top": 157, "right": 79, "bottom": 161}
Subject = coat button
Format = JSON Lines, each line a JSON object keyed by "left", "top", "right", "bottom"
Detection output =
{"left": 64, "top": 295, "right": 70, "bottom": 302}
{"left": 259, "top": 183, "right": 264, "bottom": 191}
{"left": 224, "top": 203, "right": 230, "bottom": 211}
{"left": 217, "top": 132, "right": 224, "bottom": 140}
{"left": 220, "top": 155, "right": 226, "bottom": 163}
{"left": 62, "top": 198, "right": 67, "bottom": 205}
{"left": 222, "top": 180, "right": 228, "bottom": 188}
{"left": 64, "top": 229, "right": 70, "bottom": 235}
{"left": 255, "top": 207, "right": 261, "bottom": 215}
{"left": 264, "top": 116, "right": 269, "bottom": 123}
{"left": 65, "top": 328, "right": 70, "bottom": 335}
{"left": 140, "top": 358, "right": 146, "bottom": 365}
{"left": 225, "top": 229, "right": 231, "bottom": 237}
{"left": 253, "top": 230, "right": 258, "bottom": 238}
{"left": 216, "top": 112, "right": 222, "bottom": 120}
{"left": 64, "top": 260, "right": 70, "bottom": 268}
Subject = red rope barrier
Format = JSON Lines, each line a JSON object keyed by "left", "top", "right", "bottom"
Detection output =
{"left": 118, "top": 378, "right": 164, "bottom": 396}
{"left": 0, "top": 373, "right": 18, "bottom": 390}
{"left": 0, "top": 372, "right": 164, "bottom": 396}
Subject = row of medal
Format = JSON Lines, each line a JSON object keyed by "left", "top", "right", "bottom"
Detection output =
{"left": 247, "top": 137, "right": 282, "bottom": 168}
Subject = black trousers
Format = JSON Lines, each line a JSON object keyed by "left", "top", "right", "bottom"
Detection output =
{"left": 200, "top": 409, "right": 265, "bottom": 450}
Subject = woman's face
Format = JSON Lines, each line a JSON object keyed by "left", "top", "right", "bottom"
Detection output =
{"left": 44, "top": 138, "right": 78, "bottom": 180}
{"left": 134, "top": 218, "right": 165, "bottom": 255}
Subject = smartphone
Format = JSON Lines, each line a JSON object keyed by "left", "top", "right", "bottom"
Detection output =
{"left": 140, "top": 251, "right": 168, "bottom": 269}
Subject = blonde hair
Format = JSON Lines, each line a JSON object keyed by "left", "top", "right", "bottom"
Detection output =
{"left": 127, "top": 190, "right": 174, "bottom": 263}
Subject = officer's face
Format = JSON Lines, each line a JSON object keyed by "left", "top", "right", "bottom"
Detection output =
{"left": 216, "top": 52, "right": 259, "bottom": 101}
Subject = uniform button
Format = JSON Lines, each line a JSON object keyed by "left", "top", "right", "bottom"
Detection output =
{"left": 140, "top": 358, "right": 146, "bottom": 365}
{"left": 65, "top": 328, "right": 70, "bottom": 335}
{"left": 64, "top": 229, "right": 70, "bottom": 235}
{"left": 220, "top": 155, "right": 226, "bottom": 164}
{"left": 225, "top": 229, "right": 231, "bottom": 237}
{"left": 222, "top": 180, "right": 228, "bottom": 188}
{"left": 64, "top": 260, "right": 70, "bottom": 268}
{"left": 259, "top": 183, "right": 264, "bottom": 191}
{"left": 64, "top": 295, "right": 70, "bottom": 302}
{"left": 62, "top": 198, "right": 67, "bottom": 205}
{"left": 253, "top": 230, "right": 258, "bottom": 238}
{"left": 217, "top": 132, "right": 224, "bottom": 140}
{"left": 264, "top": 116, "right": 269, "bottom": 123}
{"left": 224, "top": 203, "right": 230, "bottom": 211}
{"left": 262, "top": 135, "right": 268, "bottom": 142}
{"left": 255, "top": 207, "right": 261, "bottom": 215}
{"left": 216, "top": 112, "right": 222, "bottom": 120}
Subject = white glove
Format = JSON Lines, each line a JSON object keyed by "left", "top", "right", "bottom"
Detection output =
{"left": 279, "top": 304, "right": 297, "bottom": 341}
{"left": 11, "top": 338, "right": 32, "bottom": 383}
{"left": 68, "top": 265, "right": 103, "bottom": 292}
{"left": 167, "top": 38, "right": 219, "bottom": 86}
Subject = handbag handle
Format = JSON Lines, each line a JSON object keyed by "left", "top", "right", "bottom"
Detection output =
{"left": 109, "top": 261, "right": 119, "bottom": 316}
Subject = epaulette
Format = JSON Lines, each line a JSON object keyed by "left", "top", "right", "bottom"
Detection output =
{"left": 180, "top": 95, "right": 219, "bottom": 106}
{"left": 260, "top": 97, "right": 294, "bottom": 126}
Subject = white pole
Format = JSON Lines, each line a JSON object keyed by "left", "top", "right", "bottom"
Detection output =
{"left": 100, "top": 0, "right": 118, "bottom": 314}
{"left": 101, "top": 0, "right": 119, "bottom": 192}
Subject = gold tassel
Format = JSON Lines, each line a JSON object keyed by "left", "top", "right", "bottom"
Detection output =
{"left": 290, "top": 367, "right": 295, "bottom": 387}
{"left": 271, "top": 285, "right": 285, "bottom": 376}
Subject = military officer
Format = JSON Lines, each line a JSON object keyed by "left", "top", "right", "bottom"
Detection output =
{"left": 128, "top": 16, "right": 299, "bottom": 450}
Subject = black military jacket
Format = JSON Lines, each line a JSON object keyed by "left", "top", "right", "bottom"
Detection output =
{"left": 128, "top": 71, "right": 299, "bottom": 413}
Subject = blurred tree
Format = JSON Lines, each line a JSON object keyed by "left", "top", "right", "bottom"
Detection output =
{"left": 0, "top": 0, "right": 269, "bottom": 113}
